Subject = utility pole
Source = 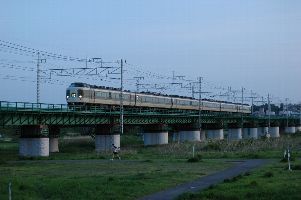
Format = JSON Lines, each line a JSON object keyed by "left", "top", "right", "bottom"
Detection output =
{"left": 36, "top": 52, "right": 46, "bottom": 104}
{"left": 250, "top": 90, "right": 255, "bottom": 115}
{"left": 268, "top": 93, "right": 271, "bottom": 131}
{"left": 192, "top": 84, "right": 195, "bottom": 98}
{"left": 299, "top": 103, "right": 301, "bottom": 126}
{"left": 285, "top": 98, "right": 289, "bottom": 127}
{"left": 133, "top": 76, "right": 144, "bottom": 92}
{"left": 241, "top": 87, "right": 245, "bottom": 127}
{"left": 36, "top": 52, "right": 40, "bottom": 104}
{"left": 198, "top": 77, "right": 203, "bottom": 131}
{"left": 120, "top": 59, "right": 124, "bottom": 134}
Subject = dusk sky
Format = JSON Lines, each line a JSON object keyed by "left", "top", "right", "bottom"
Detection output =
{"left": 0, "top": 0, "right": 300, "bottom": 104}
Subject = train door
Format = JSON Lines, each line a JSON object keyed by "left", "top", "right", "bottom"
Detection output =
{"left": 90, "top": 89, "right": 95, "bottom": 104}
{"left": 135, "top": 94, "right": 141, "bottom": 107}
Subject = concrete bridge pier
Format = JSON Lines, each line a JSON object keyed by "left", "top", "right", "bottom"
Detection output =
{"left": 178, "top": 130, "right": 200, "bottom": 142}
{"left": 95, "top": 124, "right": 120, "bottom": 152}
{"left": 269, "top": 126, "right": 280, "bottom": 138}
{"left": 175, "top": 123, "right": 201, "bottom": 142}
{"left": 200, "top": 129, "right": 206, "bottom": 141}
{"left": 49, "top": 126, "right": 60, "bottom": 153}
{"left": 205, "top": 123, "right": 224, "bottom": 140}
{"left": 19, "top": 125, "right": 49, "bottom": 157}
{"left": 227, "top": 123, "right": 242, "bottom": 141}
{"left": 242, "top": 123, "right": 258, "bottom": 139}
{"left": 143, "top": 124, "right": 168, "bottom": 146}
{"left": 285, "top": 126, "right": 296, "bottom": 134}
{"left": 296, "top": 125, "right": 301, "bottom": 132}
{"left": 171, "top": 131, "right": 179, "bottom": 143}
{"left": 258, "top": 125, "right": 269, "bottom": 137}
{"left": 207, "top": 129, "right": 224, "bottom": 140}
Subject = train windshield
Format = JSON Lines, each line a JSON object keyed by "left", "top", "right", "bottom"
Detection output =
{"left": 70, "top": 83, "right": 89, "bottom": 87}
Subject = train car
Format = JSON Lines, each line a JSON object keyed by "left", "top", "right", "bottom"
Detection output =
{"left": 66, "top": 82, "right": 251, "bottom": 114}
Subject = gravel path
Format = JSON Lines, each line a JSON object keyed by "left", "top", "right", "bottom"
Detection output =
{"left": 138, "top": 159, "right": 270, "bottom": 200}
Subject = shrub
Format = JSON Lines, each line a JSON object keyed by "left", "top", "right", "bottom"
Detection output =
{"left": 187, "top": 157, "right": 200, "bottom": 162}
{"left": 249, "top": 180, "right": 258, "bottom": 187}
{"left": 291, "top": 165, "right": 301, "bottom": 170}
{"left": 244, "top": 171, "right": 251, "bottom": 176}
{"left": 263, "top": 171, "right": 273, "bottom": 178}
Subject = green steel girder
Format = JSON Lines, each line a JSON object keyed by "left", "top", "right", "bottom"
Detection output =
{"left": 0, "top": 101, "right": 299, "bottom": 127}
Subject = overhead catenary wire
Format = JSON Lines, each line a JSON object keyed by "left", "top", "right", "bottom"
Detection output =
{"left": 0, "top": 39, "right": 289, "bottom": 105}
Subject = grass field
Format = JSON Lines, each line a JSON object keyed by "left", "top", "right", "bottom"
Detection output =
{"left": 1, "top": 133, "right": 301, "bottom": 199}
{"left": 0, "top": 156, "right": 231, "bottom": 199}
{"left": 177, "top": 160, "right": 301, "bottom": 200}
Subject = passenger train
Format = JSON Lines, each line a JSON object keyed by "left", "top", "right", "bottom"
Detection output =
{"left": 66, "top": 82, "right": 251, "bottom": 113}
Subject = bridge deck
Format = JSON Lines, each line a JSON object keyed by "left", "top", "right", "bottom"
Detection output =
{"left": 0, "top": 101, "right": 298, "bottom": 126}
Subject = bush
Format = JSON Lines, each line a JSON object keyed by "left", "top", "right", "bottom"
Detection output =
{"left": 244, "top": 171, "right": 251, "bottom": 176}
{"left": 187, "top": 157, "right": 200, "bottom": 162}
{"left": 187, "top": 154, "right": 202, "bottom": 162}
{"left": 202, "top": 142, "right": 222, "bottom": 151}
{"left": 291, "top": 165, "right": 301, "bottom": 170}
{"left": 249, "top": 180, "right": 258, "bottom": 187}
{"left": 263, "top": 171, "right": 273, "bottom": 178}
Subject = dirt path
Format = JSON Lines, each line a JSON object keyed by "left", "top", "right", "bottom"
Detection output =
{"left": 138, "top": 159, "right": 270, "bottom": 200}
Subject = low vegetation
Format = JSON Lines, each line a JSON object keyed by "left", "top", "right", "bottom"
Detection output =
{"left": 1, "top": 130, "right": 301, "bottom": 199}
{"left": 0, "top": 153, "right": 231, "bottom": 199}
{"left": 177, "top": 160, "right": 301, "bottom": 200}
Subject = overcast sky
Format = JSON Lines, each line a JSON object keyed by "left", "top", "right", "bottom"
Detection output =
{"left": 0, "top": 0, "right": 300, "bottom": 104}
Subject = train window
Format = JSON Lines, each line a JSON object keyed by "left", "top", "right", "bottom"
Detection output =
{"left": 66, "top": 90, "right": 70, "bottom": 96}
{"left": 124, "top": 94, "right": 129, "bottom": 100}
{"left": 102, "top": 92, "right": 108, "bottom": 98}
{"left": 109, "top": 92, "right": 112, "bottom": 98}
{"left": 71, "top": 93, "right": 76, "bottom": 97}
{"left": 78, "top": 89, "right": 84, "bottom": 98}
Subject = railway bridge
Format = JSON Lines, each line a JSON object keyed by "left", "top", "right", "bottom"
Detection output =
{"left": 0, "top": 101, "right": 300, "bottom": 157}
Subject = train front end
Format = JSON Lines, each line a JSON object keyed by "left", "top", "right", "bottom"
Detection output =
{"left": 66, "top": 82, "right": 91, "bottom": 105}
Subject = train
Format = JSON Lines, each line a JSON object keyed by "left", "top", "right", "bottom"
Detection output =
{"left": 66, "top": 82, "right": 251, "bottom": 113}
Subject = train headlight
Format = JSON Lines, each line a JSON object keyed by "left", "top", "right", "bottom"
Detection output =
{"left": 66, "top": 96, "right": 69, "bottom": 99}
{"left": 79, "top": 95, "right": 82, "bottom": 99}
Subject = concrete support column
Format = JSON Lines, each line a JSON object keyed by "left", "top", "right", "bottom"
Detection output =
{"left": 285, "top": 127, "right": 296, "bottom": 134}
{"left": 200, "top": 129, "right": 206, "bottom": 141}
{"left": 227, "top": 123, "right": 242, "bottom": 141}
{"left": 207, "top": 129, "right": 224, "bottom": 140}
{"left": 95, "top": 134, "right": 120, "bottom": 152}
{"left": 269, "top": 127, "right": 280, "bottom": 138}
{"left": 172, "top": 132, "right": 179, "bottom": 142}
{"left": 144, "top": 132, "right": 168, "bottom": 145}
{"left": 243, "top": 127, "right": 258, "bottom": 139}
{"left": 242, "top": 128, "right": 249, "bottom": 139}
{"left": 178, "top": 130, "right": 200, "bottom": 142}
{"left": 143, "top": 124, "right": 169, "bottom": 146}
{"left": 19, "top": 138, "right": 49, "bottom": 157}
{"left": 95, "top": 124, "right": 120, "bottom": 151}
{"left": 248, "top": 128, "right": 258, "bottom": 139}
{"left": 49, "top": 138, "right": 59, "bottom": 153}
{"left": 19, "top": 125, "right": 49, "bottom": 157}
{"left": 228, "top": 128, "right": 242, "bottom": 141}
{"left": 49, "top": 126, "right": 60, "bottom": 153}
{"left": 258, "top": 127, "right": 268, "bottom": 137}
